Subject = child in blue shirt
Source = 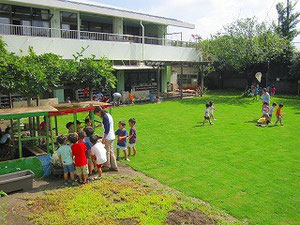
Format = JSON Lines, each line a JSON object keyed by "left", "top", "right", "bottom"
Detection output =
{"left": 57, "top": 135, "right": 75, "bottom": 185}
{"left": 115, "top": 121, "right": 129, "bottom": 161}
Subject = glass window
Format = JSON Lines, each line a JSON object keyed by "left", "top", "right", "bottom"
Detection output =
{"left": 12, "top": 6, "right": 31, "bottom": 20}
{"left": 32, "top": 8, "right": 50, "bottom": 21}
{"left": 61, "top": 11, "right": 77, "bottom": 30}
{"left": 0, "top": 17, "right": 9, "bottom": 24}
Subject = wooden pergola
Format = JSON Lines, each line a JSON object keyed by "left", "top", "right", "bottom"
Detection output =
{"left": 0, "top": 106, "right": 58, "bottom": 158}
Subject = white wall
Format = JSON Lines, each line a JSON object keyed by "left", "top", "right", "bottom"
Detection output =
{"left": 2, "top": 35, "right": 200, "bottom": 62}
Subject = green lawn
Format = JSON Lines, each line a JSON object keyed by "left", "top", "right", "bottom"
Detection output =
{"left": 57, "top": 91, "right": 300, "bottom": 225}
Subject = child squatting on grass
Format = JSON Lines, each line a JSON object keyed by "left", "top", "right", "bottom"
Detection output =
{"left": 57, "top": 135, "right": 75, "bottom": 186}
{"left": 90, "top": 134, "right": 107, "bottom": 180}
{"left": 127, "top": 118, "right": 137, "bottom": 157}
{"left": 115, "top": 121, "right": 129, "bottom": 161}
{"left": 68, "top": 132, "right": 89, "bottom": 184}
{"left": 275, "top": 103, "right": 284, "bottom": 126}
{"left": 203, "top": 103, "right": 212, "bottom": 125}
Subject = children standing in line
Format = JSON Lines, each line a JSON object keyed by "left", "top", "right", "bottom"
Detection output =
{"left": 78, "top": 130, "right": 86, "bottom": 143}
{"left": 269, "top": 102, "right": 277, "bottom": 122}
{"left": 57, "top": 135, "right": 75, "bottom": 185}
{"left": 84, "top": 127, "right": 95, "bottom": 174}
{"left": 127, "top": 118, "right": 137, "bottom": 156}
{"left": 66, "top": 122, "right": 75, "bottom": 133}
{"left": 90, "top": 135, "right": 107, "bottom": 180}
{"left": 68, "top": 133, "right": 88, "bottom": 184}
{"left": 209, "top": 101, "right": 216, "bottom": 121}
{"left": 115, "top": 121, "right": 129, "bottom": 161}
{"left": 275, "top": 103, "right": 284, "bottom": 126}
{"left": 203, "top": 103, "right": 212, "bottom": 125}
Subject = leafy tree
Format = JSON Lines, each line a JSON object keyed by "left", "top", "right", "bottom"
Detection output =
{"left": 196, "top": 18, "right": 295, "bottom": 87}
{"left": 275, "top": 0, "right": 300, "bottom": 41}
{"left": 66, "top": 48, "right": 116, "bottom": 100}
{"left": 13, "top": 48, "right": 63, "bottom": 106}
{"left": 290, "top": 52, "right": 300, "bottom": 78}
{"left": 0, "top": 37, "right": 19, "bottom": 98}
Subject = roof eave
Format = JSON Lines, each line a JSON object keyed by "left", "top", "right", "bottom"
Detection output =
{"left": 5, "top": 0, "right": 195, "bottom": 29}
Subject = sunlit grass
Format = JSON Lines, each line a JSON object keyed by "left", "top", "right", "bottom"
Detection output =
{"left": 55, "top": 91, "right": 300, "bottom": 225}
{"left": 26, "top": 175, "right": 238, "bottom": 225}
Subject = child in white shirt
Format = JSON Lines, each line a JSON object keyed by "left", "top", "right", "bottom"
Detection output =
{"left": 90, "top": 135, "right": 107, "bottom": 180}
{"left": 203, "top": 103, "right": 212, "bottom": 125}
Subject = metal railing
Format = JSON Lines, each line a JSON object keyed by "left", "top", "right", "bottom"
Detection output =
{"left": 0, "top": 23, "right": 194, "bottom": 48}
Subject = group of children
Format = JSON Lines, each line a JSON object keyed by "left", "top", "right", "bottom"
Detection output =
{"left": 252, "top": 84, "right": 276, "bottom": 100}
{"left": 203, "top": 101, "right": 216, "bottom": 125}
{"left": 257, "top": 102, "right": 284, "bottom": 126}
{"left": 56, "top": 117, "right": 137, "bottom": 185}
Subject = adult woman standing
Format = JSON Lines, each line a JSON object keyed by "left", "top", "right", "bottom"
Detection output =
{"left": 94, "top": 107, "right": 118, "bottom": 171}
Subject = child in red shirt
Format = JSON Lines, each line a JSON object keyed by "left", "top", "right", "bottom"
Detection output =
{"left": 68, "top": 133, "right": 88, "bottom": 184}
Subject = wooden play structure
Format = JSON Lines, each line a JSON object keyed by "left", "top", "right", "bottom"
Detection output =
{"left": 0, "top": 101, "right": 112, "bottom": 178}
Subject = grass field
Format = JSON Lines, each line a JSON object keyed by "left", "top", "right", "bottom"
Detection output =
{"left": 57, "top": 91, "right": 300, "bottom": 225}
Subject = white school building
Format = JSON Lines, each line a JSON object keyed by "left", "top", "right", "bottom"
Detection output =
{"left": 0, "top": 0, "right": 201, "bottom": 103}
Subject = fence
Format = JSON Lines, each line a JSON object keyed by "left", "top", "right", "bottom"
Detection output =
{"left": 0, "top": 23, "right": 194, "bottom": 48}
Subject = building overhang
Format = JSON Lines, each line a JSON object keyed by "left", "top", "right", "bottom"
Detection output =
{"left": 5, "top": 0, "right": 195, "bottom": 29}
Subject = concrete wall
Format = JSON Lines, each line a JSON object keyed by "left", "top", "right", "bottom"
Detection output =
{"left": 2, "top": 35, "right": 200, "bottom": 62}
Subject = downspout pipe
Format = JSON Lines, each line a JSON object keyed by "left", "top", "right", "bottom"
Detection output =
{"left": 140, "top": 21, "right": 145, "bottom": 62}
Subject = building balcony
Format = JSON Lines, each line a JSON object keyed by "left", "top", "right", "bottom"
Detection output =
{"left": 0, "top": 23, "right": 200, "bottom": 62}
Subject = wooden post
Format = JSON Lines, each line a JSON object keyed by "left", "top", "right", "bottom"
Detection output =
{"left": 201, "top": 64, "right": 204, "bottom": 97}
{"left": 36, "top": 116, "right": 40, "bottom": 145}
{"left": 50, "top": 116, "right": 55, "bottom": 153}
{"left": 54, "top": 116, "right": 58, "bottom": 136}
{"left": 10, "top": 119, "right": 15, "bottom": 149}
{"left": 73, "top": 113, "right": 77, "bottom": 132}
{"left": 45, "top": 115, "right": 50, "bottom": 154}
{"left": 17, "top": 119, "right": 22, "bottom": 158}
{"left": 180, "top": 65, "right": 183, "bottom": 99}
{"left": 91, "top": 111, "right": 95, "bottom": 130}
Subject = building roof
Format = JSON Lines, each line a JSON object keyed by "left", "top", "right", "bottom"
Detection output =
{"left": 7, "top": 0, "right": 195, "bottom": 29}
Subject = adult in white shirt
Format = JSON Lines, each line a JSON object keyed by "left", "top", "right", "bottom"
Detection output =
{"left": 261, "top": 88, "right": 270, "bottom": 105}
{"left": 94, "top": 106, "right": 118, "bottom": 171}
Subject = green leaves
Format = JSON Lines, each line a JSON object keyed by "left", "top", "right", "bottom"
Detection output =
{"left": 275, "top": 0, "right": 300, "bottom": 41}
{"left": 195, "top": 17, "right": 296, "bottom": 80}
{"left": 0, "top": 38, "right": 117, "bottom": 101}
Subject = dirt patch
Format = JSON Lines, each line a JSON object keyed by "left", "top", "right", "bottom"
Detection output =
{"left": 166, "top": 209, "right": 217, "bottom": 225}
{"left": 117, "top": 218, "right": 139, "bottom": 225}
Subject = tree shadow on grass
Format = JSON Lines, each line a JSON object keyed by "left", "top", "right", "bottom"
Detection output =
{"left": 179, "top": 95, "right": 253, "bottom": 107}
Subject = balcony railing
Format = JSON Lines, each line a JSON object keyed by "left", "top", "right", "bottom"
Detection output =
{"left": 0, "top": 23, "right": 194, "bottom": 48}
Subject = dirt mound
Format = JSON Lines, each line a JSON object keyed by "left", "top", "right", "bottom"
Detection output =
{"left": 166, "top": 209, "right": 217, "bottom": 225}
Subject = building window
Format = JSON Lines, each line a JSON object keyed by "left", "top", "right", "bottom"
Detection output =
{"left": 61, "top": 11, "right": 78, "bottom": 39}
{"left": 0, "top": 3, "right": 51, "bottom": 36}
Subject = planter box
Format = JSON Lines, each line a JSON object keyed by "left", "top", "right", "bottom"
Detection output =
{"left": 0, "top": 170, "right": 34, "bottom": 193}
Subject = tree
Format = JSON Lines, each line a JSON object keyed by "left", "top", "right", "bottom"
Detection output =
{"left": 13, "top": 48, "right": 62, "bottom": 106}
{"left": 0, "top": 37, "right": 20, "bottom": 106}
{"left": 66, "top": 48, "right": 116, "bottom": 100}
{"left": 275, "top": 0, "right": 300, "bottom": 41}
{"left": 290, "top": 52, "right": 300, "bottom": 79}
{"left": 196, "top": 18, "right": 295, "bottom": 87}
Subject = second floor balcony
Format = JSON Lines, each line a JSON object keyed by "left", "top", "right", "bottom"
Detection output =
{"left": 0, "top": 23, "right": 195, "bottom": 48}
